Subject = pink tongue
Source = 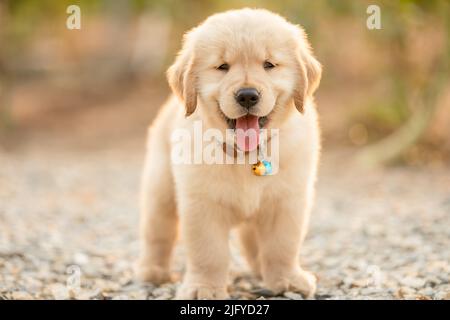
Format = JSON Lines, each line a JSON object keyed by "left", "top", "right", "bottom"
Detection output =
{"left": 236, "top": 115, "right": 260, "bottom": 152}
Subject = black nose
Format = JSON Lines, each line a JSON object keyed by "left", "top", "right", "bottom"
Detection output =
{"left": 235, "top": 88, "right": 259, "bottom": 109}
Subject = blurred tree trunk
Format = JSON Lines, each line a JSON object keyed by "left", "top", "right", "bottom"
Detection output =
{"left": 356, "top": 3, "right": 450, "bottom": 167}
{"left": 356, "top": 72, "right": 447, "bottom": 167}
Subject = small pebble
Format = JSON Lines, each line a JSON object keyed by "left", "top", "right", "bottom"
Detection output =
{"left": 284, "top": 291, "right": 304, "bottom": 300}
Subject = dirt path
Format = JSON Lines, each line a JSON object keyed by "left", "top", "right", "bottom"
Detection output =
{"left": 0, "top": 144, "right": 449, "bottom": 300}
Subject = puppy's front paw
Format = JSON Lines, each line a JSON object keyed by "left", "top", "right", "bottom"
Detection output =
{"left": 134, "top": 261, "right": 172, "bottom": 285}
{"left": 176, "top": 282, "right": 229, "bottom": 300}
{"left": 265, "top": 269, "right": 317, "bottom": 298}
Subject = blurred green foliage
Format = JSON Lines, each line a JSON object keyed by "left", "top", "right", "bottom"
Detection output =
{"left": 1, "top": 0, "right": 449, "bottom": 154}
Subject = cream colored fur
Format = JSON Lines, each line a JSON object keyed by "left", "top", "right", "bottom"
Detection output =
{"left": 135, "top": 8, "right": 322, "bottom": 300}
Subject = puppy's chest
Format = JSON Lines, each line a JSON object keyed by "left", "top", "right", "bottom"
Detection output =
{"left": 207, "top": 164, "right": 276, "bottom": 218}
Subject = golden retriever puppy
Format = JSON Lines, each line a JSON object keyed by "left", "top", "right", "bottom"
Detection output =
{"left": 136, "top": 8, "right": 322, "bottom": 299}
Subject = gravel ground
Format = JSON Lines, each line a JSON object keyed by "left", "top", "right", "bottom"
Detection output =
{"left": 0, "top": 144, "right": 449, "bottom": 300}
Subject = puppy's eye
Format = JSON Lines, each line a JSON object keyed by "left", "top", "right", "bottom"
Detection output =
{"left": 217, "top": 63, "right": 230, "bottom": 71}
{"left": 264, "top": 61, "right": 275, "bottom": 69}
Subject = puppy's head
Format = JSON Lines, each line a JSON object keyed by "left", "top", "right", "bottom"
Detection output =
{"left": 167, "top": 9, "right": 321, "bottom": 141}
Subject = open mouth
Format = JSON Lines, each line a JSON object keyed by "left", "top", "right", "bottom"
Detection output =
{"left": 226, "top": 116, "right": 269, "bottom": 130}
{"left": 219, "top": 111, "right": 271, "bottom": 152}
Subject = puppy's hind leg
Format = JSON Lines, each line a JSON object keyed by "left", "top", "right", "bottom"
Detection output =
{"left": 135, "top": 134, "right": 178, "bottom": 285}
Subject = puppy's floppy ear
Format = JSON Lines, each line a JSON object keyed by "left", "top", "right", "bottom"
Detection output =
{"left": 293, "top": 27, "right": 322, "bottom": 113}
{"left": 167, "top": 33, "right": 198, "bottom": 117}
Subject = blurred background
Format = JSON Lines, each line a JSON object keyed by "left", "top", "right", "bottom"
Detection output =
{"left": 0, "top": 0, "right": 449, "bottom": 300}
{"left": 0, "top": 0, "right": 449, "bottom": 165}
